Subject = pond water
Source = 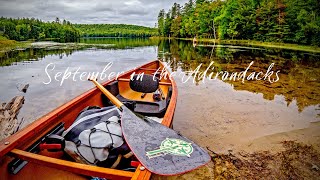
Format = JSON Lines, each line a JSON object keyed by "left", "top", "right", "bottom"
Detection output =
{"left": 159, "top": 40, "right": 320, "bottom": 152}
{"left": 0, "top": 38, "right": 319, "bottom": 152}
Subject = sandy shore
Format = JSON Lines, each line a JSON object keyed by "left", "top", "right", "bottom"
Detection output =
{"left": 152, "top": 122, "right": 320, "bottom": 179}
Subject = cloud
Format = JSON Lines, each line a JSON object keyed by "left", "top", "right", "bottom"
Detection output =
{"left": 0, "top": 0, "right": 188, "bottom": 27}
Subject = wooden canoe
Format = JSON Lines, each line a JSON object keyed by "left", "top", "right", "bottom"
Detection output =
{"left": 0, "top": 60, "right": 177, "bottom": 180}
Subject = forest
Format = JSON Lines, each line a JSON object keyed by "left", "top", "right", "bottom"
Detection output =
{"left": 0, "top": 17, "right": 158, "bottom": 41}
{"left": 75, "top": 24, "right": 157, "bottom": 38}
{"left": 157, "top": 0, "right": 320, "bottom": 46}
{"left": 0, "top": 17, "right": 80, "bottom": 42}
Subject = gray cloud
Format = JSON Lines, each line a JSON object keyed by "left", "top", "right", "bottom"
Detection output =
{"left": 0, "top": 0, "right": 188, "bottom": 27}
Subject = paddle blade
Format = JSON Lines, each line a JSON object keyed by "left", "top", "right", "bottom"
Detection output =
{"left": 130, "top": 74, "right": 159, "bottom": 93}
{"left": 121, "top": 106, "right": 211, "bottom": 175}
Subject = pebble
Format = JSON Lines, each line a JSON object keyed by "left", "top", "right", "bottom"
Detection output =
{"left": 312, "top": 164, "right": 319, "bottom": 171}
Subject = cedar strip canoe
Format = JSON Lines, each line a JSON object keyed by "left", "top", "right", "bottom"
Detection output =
{"left": 0, "top": 60, "right": 177, "bottom": 180}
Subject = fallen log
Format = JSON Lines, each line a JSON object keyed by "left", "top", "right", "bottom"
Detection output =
{"left": 0, "top": 96, "right": 25, "bottom": 140}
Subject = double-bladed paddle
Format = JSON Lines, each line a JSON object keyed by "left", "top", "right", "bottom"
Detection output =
{"left": 89, "top": 78, "right": 210, "bottom": 175}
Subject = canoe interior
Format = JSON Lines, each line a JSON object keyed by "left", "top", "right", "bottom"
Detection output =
{"left": 0, "top": 60, "right": 177, "bottom": 180}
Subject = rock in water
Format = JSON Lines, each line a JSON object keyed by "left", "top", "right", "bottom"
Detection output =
{"left": 0, "top": 96, "right": 25, "bottom": 140}
{"left": 16, "top": 84, "right": 29, "bottom": 93}
{"left": 22, "top": 84, "right": 29, "bottom": 93}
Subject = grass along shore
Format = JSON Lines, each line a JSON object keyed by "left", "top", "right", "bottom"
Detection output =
{"left": 0, "top": 36, "right": 30, "bottom": 52}
{"left": 179, "top": 38, "right": 320, "bottom": 53}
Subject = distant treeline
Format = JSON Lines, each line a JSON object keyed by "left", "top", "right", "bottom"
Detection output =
{"left": 75, "top": 24, "right": 158, "bottom": 38}
{"left": 0, "top": 17, "right": 80, "bottom": 42}
{"left": 158, "top": 0, "right": 320, "bottom": 46}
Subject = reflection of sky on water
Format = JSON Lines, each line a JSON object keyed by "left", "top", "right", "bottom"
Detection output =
{"left": 0, "top": 47, "right": 157, "bottom": 128}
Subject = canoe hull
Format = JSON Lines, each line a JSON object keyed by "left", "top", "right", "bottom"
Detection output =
{"left": 0, "top": 60, "right": 177, "bottom": 180}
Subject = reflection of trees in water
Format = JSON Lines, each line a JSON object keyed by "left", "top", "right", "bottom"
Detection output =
{"left": 215, "top": 47, "right": 234, "bottom": 63}
{"left": 158, "top": 39, "right": 320, "bottom": 112}
{"left": 80, "top": 38, "right": 158, "bottom": 49}
{"left": 0, "top": 38, "right": 160, "bottom": 67}
{"left": 0, "top": 38, "right": 160, "bottom": 66}
{"left": 0, "top": 48, "right": 77, "bottom": 66}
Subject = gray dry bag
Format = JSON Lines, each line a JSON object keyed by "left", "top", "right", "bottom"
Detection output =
{"left": 62, "top": 106, "right": 132, "bottom": 168}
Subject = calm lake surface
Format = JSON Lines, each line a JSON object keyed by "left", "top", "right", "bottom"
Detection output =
{"left": 0, "top": 38, "right": 319, "bottom": 152}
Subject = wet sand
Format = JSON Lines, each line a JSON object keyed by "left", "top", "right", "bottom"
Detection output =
{"left": 153, "top": 100, "right": 320, "bottom": 179}
{"left": 152, "top": 123, "right": 320, "bottom": 179}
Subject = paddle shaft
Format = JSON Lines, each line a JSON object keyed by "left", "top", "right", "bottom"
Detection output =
{"left": 90, "top": 79, "right": 124, "bottom": 109}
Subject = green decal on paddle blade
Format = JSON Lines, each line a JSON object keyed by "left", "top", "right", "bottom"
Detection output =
{"left": 146, "top": 138, "right": 193, "bottom": 159}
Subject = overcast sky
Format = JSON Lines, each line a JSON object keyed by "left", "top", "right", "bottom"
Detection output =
{"left": 0, "top": 0, "right": 188, "bottom": 27}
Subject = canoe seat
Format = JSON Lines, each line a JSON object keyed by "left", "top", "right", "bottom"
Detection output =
{"left": 104, "top": 81, "right": 172, "bottom": 118}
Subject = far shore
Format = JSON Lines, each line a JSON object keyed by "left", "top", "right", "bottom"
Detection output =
{"left": 1, "top": 36, "right": 320, "bottom": 54}
{"left": 0, "top": 38, "right": 30, "bottom": 53}
{"left": 152, "top": 36, "right": 320, "bottom": 53}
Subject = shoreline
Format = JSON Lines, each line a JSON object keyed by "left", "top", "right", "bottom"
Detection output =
{"left": 152, "top": 122, "right": 320, "bottom": 179}
{"left": 0, "top": 39, "right": 31, "bottom": 53}
{"left": 2, "top": 37, "right": 320, "bottom": 54}
{"left": 184, "top": 38, "right": 320, "bottom": 53}
{"left": 153, "top": 36, "right": 320, "bottom": 53}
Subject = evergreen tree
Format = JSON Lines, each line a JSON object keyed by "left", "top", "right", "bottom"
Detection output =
{"left": 0, "top": 17, "right": 80, "bottom": 41}
{"left": 157, "top": 0, "right": 320, "bottom": 46}
{"left": 158, "top": 9, "right": 165, "bottom": 36}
